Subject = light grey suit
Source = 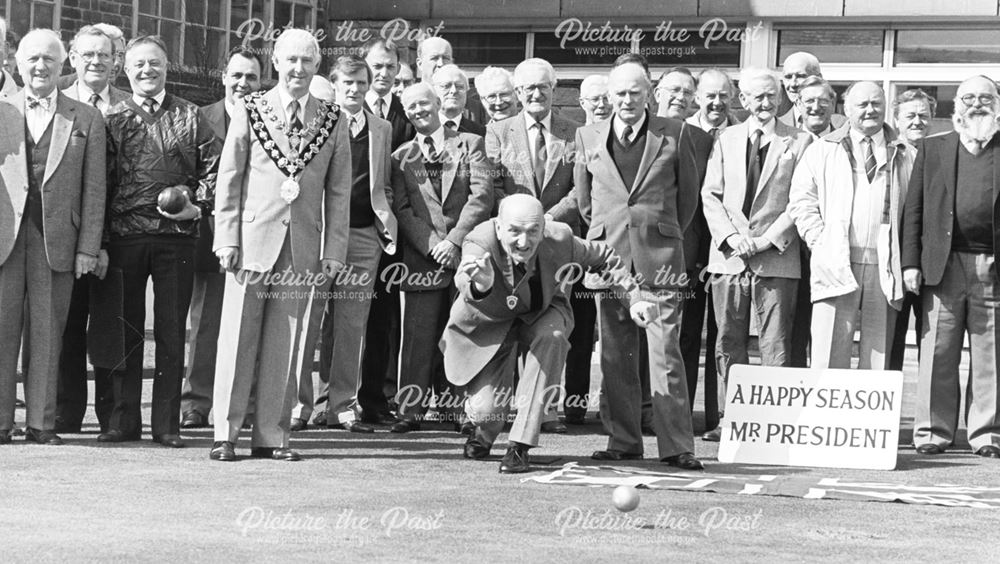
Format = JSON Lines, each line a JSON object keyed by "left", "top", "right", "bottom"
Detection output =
{"left": 0, "top": 91, "right": 106, "bottom": 432}
{"left": 701, "top": 119, "right": 811, "bottom": 412}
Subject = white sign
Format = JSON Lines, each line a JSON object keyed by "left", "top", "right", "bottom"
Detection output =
{"left": 717, "top": 365, "right": 903, "bottom": 470}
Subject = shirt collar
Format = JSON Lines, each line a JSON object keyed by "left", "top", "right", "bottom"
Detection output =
{"left": 77, "top": 82, "right": 110, "bottom": 103}
{"left": 699, "top": 113, "right": 728, "bottom": 133}
{"left": 613, "top": 111, "right": 647, "bottom": 143}
{"left": 25, "top": 88, "right": 58, "bottom": 111}
{"left": 132, "top": 90, "right": 166, "bottom": 109}
{"left": 524, "top": 111, "right": 552, "bottom": 133}
{"left": 365, "top": 90, "right": 392, "bottom": 110}
{"left": 347, "top": 107, "right": 366, "bottom": 126}
{"left": 224, "top": 99, "right": 234, "bottom": 117}
{"left": 415, "top": 126, "right": 446, "bottom": 156}
{"left": 277, "top": 88, "right": 310, "bottom": 119}
{"left": 440, "top": 112, "right": 462, "bottom": 129}
{"left": 745, "top": 116, "right": 776, "bottom": 143}
{"left": 849, "top": 127, "right": 886, "bottom": 149}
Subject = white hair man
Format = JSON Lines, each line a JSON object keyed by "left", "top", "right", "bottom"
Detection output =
{"left": 789, "top": 81, "right": 914, "bottom": 370}
{"left": 578, "top": 74, "right": 611, "bottom": 125}
{"left": 0, "top": 29, "right": 107, "bottom": 445}
{"left": 902, "top": 75, "right": 1000, "bottom": 458}
{"left": 432, "top": 63, "right": 485, "bottom": 136}
{"left": 475, "top": 66, "right": 518, "bottom": 123}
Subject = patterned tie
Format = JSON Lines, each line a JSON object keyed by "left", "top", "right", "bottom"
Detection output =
{"left": 89, "top": 93, "right": 101, "bottom": 108}
{"left": 743, "top": 129, "right": 763, "bottom": 218}
{"left": 288, "top": 100, "right": 303, "bottom": 150}
{"left": 863, "top": 136, "right": 877, "bottom": 183}
{"left": 621, "top": 124, "right": 634, "bottom": 146}
{"left": 26, "top": 95, "right": 50, "bottom": 110}
{"left": 376, "top": 98, "right": 386, "bottom": 119}
{"left": 142, "top": 97, "right": 157, "bottom": 114}
{"left": 423, "top": 136, "right": 442, "bottom": 198}
{"left": 533, "top": 122, "right": 547, "bottom": 191}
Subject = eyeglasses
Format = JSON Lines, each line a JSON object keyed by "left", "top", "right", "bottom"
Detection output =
{"left": 960, "top": 93, "right": 996, "bottom": 106}
{"left": 74, "top": 51, "right": 113, "bottom": 62}
{"left": 581, "top": 95, "right": 610, "bottom": 105}
{"left": 483, "top": 92, "right": 513, "bottom": 103}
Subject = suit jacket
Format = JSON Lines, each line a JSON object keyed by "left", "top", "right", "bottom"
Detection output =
{"left": 214, "top": 87, "right": 352, "bottom": 274}
{"left": 61, "top": 80, "right": 130, "bottom": 114}
{"left": 194, "top": 99, "right": 229, "bottom": 272}
{"left": 441, "top": 219, "right": 638, "bottom": 385}
{"left": 789, "top": 124, "right": 914, "bottom": 305}
{"left": 365, "top": 93, "right": 414, "bottom": 151}
{"left": 485, "top": 111, "right": 582, "bottom": 233}
{"left": 575, "top": 114, "right": 709, "bottom": 289}
{"left": 684, "top": 113, "right": 741, "bottom": 274}
{"left": 778, "top": 107, "right": 848, "bottom": 131}
{"left": 448, "top": 114, "right": 486, "bottom": 137}
{"left": 902, "top": 130, "right": 1000, "bottom": 286}
{"left": 701, "top": 120, "right": 811, "bottom": 278}
{"left": 354, "top": 108, "right": 398, "bottom": 254}
{"left": 391, "top": 128, "right": 493, "bottom": 292}
{"left": 0, "top": 91, "right": 107, "bottom": 271}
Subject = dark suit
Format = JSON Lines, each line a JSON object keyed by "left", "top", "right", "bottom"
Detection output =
{"left": 179, "top": 99, "right": 228, "bottom": 421}
{"left": 391, "top": 128, "right": 493, "bottom": 424}
{"left": 447, "top": 115, "right": 486, "bottom": 137}
{"left": 902, "top": 131, "right": 1000, "bottom": 451}
{"left": 55, "top": 82, "right": 128, "bottom": 432}
{"left": 442, "top": 219, "right": 636, "bottom": 447}
{"left": 576, "top": 113, "right": 707, "bottom": 458}
{"left": 0, "top": 92, "right": 106, "bottom": 432}
{"left": 360, "top": 92, "right": 414, "bottom": 420}
{"left": 485, "top": 111, "right": 596, "bottom": 421}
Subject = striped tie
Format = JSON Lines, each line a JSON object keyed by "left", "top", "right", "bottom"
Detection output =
{"left": 863, "top": 136, "right": 877, "bottom": 183}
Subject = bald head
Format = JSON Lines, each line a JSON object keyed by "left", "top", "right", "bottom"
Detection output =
{"left": 497, "top": 195, "right": 546, "bottom": 264}
{"left": 609, "top": 63, "right": 652, "bottom": 125}
{"left": 400, "top": 82, "right": 441, "bottom": 134}
{"left": 844, "top": 81, "right": 885, "bottom": 136}
{"left": 417, "top": 36, "right": 453, "bottom": 82}
{"left": 782, "top": 51, "right": 822, "bottom": 102}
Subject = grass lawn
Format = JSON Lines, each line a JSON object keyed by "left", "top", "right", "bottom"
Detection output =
{"left": 3, "top": 341, "right": 1000, "bottom": 562}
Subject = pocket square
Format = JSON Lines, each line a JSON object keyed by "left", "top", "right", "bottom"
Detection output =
{"left": 71, "top": 130, "right": 87, "bottom": 138}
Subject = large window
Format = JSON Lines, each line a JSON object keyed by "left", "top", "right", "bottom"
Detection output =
{"left": 777, "top": 29, "right": 883, "bottom": 65}
{"left": 895, "top": 30, "right": 1000, "bottom": 65}
{"left": 443, "top": 32, "right": 527, "bottom": 66}
{"left": 1, "top": 0, "right": 58, "bottom": 37}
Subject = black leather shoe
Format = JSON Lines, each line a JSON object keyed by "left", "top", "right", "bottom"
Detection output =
{"left": 336, "top": 421, "right": 375, "bottom": 433}
{"left": 53, "top": 417, "right": 82, "bottom": 434}
{"left": 976, "top": 445, "right": 1000, "bottom": 458}
{"left": 591, "top": 449, "right": 643, "bottom": 461}
{"left": 251, "top": 447, "right": 301, "bottom": 461}
{"left": 390, "top": 420, "right": 420, "bottom": 433}
{"left": 456, "top": 421, "right": 475, "bottom": 436}
{"left": 463, "top": 436, "right": 491, "bottom": 460}
{"left": 25, "top": 427, "right": 63, "bottom": 445}
{"left": 916, "top": 443, "right": 944, "bottom": 455}
{"left": 97, "top": 429, "right": 139, "bottom": 443}
{"left": 290, "top": 418, "right": 308, "bottom": 432}
{"left": 210, "top": 441, "right": 236, "bottom": 461}
{"left": 0, "top": 429, "right": 12, "bottom": 444}
{"left": 662, "top": 452, "right": 704, "bottom": 470}
{"left": 702, "top": 426, "right": 722, "bottom": 442}
{"left": 541, "top": 421, "right": 568, "bottom": 434}
{"left": 361, "top": 411, "right": 399, "bottom": 425}
{"left": 152, "top": 434, "right": 185, "bottom": 448}
{"left": 499, "top": 443, "right": 531, "bottom": 473}
{"left": 181, "top": 411, "right": 208, "bottom": 429}
{"left": 564, "top": 413, "right": 586, "bottom": 426}
{"left": 311, "top": 412, "right": 327, "bottom": 426}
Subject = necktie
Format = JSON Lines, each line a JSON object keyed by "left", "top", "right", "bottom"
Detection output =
{"left": 621, "top": 124, "right": 633, "bottom": 146}
{"left": 533, "top": 122, "right": 547, "bottom": 191}
{"left": 423, "top": 136, "right": 442, "bottom": 198}
{"left": 89, "top": 93, "right": 101, "bottom": 108}
{"left": 445, "top": 120, "right": 457, "bottom": 131}
{"left": 376, "top": 98, "right": 386, "bottom": 119}
{"left": 350, "top": 114, "right": 362, "bottom": 138}
{"left": 26, "top": 95, "right": 50, "bottom": 110}
{"left": 288, "top": 100, "right": 303, "bottom": 149}
{"left": 709, "top": 127, "right": 719, "bottom": 141}
{"left": 142, "top": 97, "right": 157, "bottom": 114}
{"left": 863, "top": 136, "right": 877, "bottom": 183}
{"left": 743, "top": 129, "right": 762, "bottom": 218}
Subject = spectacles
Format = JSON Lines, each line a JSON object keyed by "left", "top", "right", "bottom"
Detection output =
{"left": 74, "top": 51, "right": 113, "bottom": 62}
{"left": 483, "top": 92, "right": 513, "bottom": 103}
{"left": 581, "top": 95, "right": 610, "bottom": 105}
{"left": 960, "top": 93, "right": 996, "bottom": 106}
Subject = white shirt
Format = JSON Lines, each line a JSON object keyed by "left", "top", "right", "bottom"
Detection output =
{"left": 525, "top": 112, "right": 552, "bottom": 165}
{"left": 132, "top": 90, "right": 166, "bottom": 114}
{"left": 697, "top": 113, "right": 728, "bottom": 135}
{"left": 347, "top": 108, "right": 367, "bottom": 137}
{"left": 224, "top": 99, "right": 235, "bottom": 118}
{"left": 415, "top": 126, "right": 446, "bottom": 161}
{"left": 277, "top": 88, "right": 310, "bottom": 124}
{"left": 77, "top": 82, "right": 111, "bottom": 115}
{"left": 744, "top": 115, "right": 776, "bottom": 149}
{"left": 25, "top": 89, "right": 57, "bottom": 142}
{"left": 613, "top": 111, "right": 647, "bottom": 144}
{"left": 365, "top": 91, "right": 392, "bottom": 119}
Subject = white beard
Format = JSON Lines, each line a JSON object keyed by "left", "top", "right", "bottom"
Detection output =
{"left": 953, "top": 110, "right": 999, "bottom": 143}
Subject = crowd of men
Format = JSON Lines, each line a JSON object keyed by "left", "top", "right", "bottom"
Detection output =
{"left": 1, "top": 18, "right": 999, "bottom": 473}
